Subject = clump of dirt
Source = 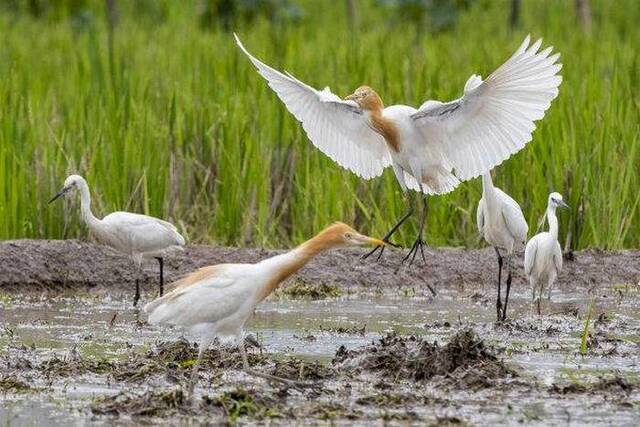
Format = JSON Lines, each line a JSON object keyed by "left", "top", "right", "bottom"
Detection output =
{"left": 550, "top": 376, "right": 636, "bottom": 395}
{"left": 333, "top": 329, "right": 517, "bottom": 388}
{"left": 282, "top": 281, "right": 341, "bottom": 299}
{"left": 270, "top": 359, "right": 335, "bottom": 381}
{"left": 91, "top": 389, "right": 188, "bottom": 416}
{"left": 0, "top": 375, "right": 32, "bottom": 393}
{"left": 40, "top": 354, "right": 113, "bottom": 377}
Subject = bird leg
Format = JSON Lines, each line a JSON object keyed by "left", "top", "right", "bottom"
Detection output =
{"left": 187, "top": 342, "right": 206, "bottom": 399}
{"left": 402, "top": 195, "right": 428, "bottom": 266}
{"left": 495, "top": 248, "right": 503, "bottom": 322}
{"left": 362, "top": 206, "right": 413, "bottom": 261}
{"left": 133, "top": 279, "right": 140, "bottom": 308}
{"left": 238, "top": 341, "right": 310, "bottom": 390}
{"left": 156, "top": 257, "right": 164, "bottom": 297}
{"left": 501, "top": 255, "right": 512, "bottom": 321}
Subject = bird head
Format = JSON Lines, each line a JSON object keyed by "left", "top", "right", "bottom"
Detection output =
{"left": 345, "top": 86, "right": 383, "bottom": 112}
{"left": 49, "top": 175, "right": 85, "bottom": 204}
{"left": 313, "top": 222, "right": 386, "bottom": 250}
{"left": 548, "top": 192, "right": 570, "bottom": 209}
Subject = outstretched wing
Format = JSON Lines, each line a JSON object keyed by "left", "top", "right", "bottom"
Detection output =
{"left": 411, "top": 36, "right": 562, "bottom": 181}
{"left": 235, "top": 34, "right": 391, "bottom": 179}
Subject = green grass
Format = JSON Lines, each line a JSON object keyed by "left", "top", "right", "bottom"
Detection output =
{"left": 0, "top": 0, "right": 638, "bottom": 249}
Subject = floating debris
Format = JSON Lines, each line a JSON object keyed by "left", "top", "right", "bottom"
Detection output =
{"left": 91, "top": 389, "right": 187, "bottom": 417}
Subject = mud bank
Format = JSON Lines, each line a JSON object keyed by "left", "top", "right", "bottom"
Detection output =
{"left": 1, "top": 240, "right": 639, "bottom": 293}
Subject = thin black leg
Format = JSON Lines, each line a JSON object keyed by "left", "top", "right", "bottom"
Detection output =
{"left": 156, "top": 257, "right": 164, "bottom": 297}
{"left": 494, "top": 247, "right": 503, "bottom": 322}
{"left": 402, "top": 195, "right": 428, "bottom": 266}
{"left": 133, "top": 278, "right": 140, "bottom": 307}
{"left": 502, "top": 257, "right": 513, "bottom": 321}
{"left": 362, "top": 205, "right": 413, "bottom": 261}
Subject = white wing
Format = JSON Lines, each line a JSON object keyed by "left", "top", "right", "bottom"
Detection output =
{"left": 235, "top": 34, "right": 391, "bottom": 179}
{"left": 476, "top": 197, "right": 485, "bottom": 234}
{"left": 103, "top": 212, "right": 185, "bottom": 252}
{"left": 145, "top": 264, "right": 250, "bottom": 326}
{"left": 411, "top": 36, "right": 562, "bottom": 181}
{"left": 524, "top": 236, "right": 539, "bottom": 276}
{"left": 553, "top": 241, "right": 563, "bottom": 274}
{"left": 496, "top": 189, "right": 528, "bottom": 244}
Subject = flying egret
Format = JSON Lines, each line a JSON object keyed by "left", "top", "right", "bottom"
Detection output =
{"left": 144, "top": 222, "right": 384, "bottom": 392}
{"left": 49, "top": 175, "right": 185, "bottom": 306}
{"left": 235, "top": 34, "right": 562, "bottom": 266}
{"left": 477, "top": 172, "right": 528, "bottom": 321}
{"left": 524, "top": 192, "right": 569, "bottom": 315}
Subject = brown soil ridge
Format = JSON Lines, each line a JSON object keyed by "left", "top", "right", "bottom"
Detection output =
{"left": 0, "top": 239, "right": 638, "bottom": 292}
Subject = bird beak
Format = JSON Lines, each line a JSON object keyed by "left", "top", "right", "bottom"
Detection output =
{"left": 48, "top": 186, "right": 72, "bottom": 204}
{"left": 559, "top": 200, "right": 570, "bottom": 209}
{"left": 355, "top": 233, "right": 386, "bottom": 247}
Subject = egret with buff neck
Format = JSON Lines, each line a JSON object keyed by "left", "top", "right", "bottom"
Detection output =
{"left": 144, "top": 222, "right": 384, "bottom": 392}
{"left": 477, "top": 171, "right": 528, "bottom": 321}
{"left": 235, "top": 34, "right": 562, "bottom": 266}
{"left": 524, "top": 192, "right": 569, "bottom": 315}
{"left": 49, "top": 175, "right": 185, "bottom": 306}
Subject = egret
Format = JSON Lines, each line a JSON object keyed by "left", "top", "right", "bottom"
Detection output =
{"left": 235, "top": 34, "right": 562, "bottom": 265}
{"left": 49, "top": 175, "right": 185, "bottom": 306}
{"left": 524, "top": 192, "right": 569, "bottom": 315}
{"left": 477, "top": 172, "right": 528, "bottom": 321}
{"left": 144, "top": 222, "right": 384, "bottom": 391}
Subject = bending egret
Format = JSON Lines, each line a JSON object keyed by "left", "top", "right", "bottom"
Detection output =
{"left": 49, "top": 175, "right": 185, "bottom": 306}
{"left": 524, "top": 192, "right": 569, "bottom": 315}
{"left": 144, "top": 222, "right": 384, "bottom": 391}
{"left": 235, "top": 34, "right": 562, "bottom": 265}
{"left": 477, "top": 172, "right": 528, "bottom": 321}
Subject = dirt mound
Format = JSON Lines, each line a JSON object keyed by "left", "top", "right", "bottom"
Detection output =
{"left": 3, "top": 240, "right": 639, "bottom": 294}
{"left": 333, "top": 329, "right": 517, "bottom": 388}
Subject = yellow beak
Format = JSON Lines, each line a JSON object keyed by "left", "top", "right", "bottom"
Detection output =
{"left": 359, "top": 235, "right": 385, "bottom": 247}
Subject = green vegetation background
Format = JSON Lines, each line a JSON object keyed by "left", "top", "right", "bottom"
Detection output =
{"left": 0, "top": 0, "right": 638, "bottom": 249}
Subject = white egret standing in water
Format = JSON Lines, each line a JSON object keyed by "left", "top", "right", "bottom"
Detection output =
{"left": 49, "top": 175, "right": 185, "bottom": 306}
{"left": 524, "top": 192, "right": 569, "bottom": 315}
{"left": 235, "top": 34, "right": 562, "bottom": 266}
{"left": 477, "top": 172, "right": 528, "bottom": 321}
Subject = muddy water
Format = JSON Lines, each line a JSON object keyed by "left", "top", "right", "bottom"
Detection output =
{"left": 1, "top": 283, "right": 639, "bottom": 426}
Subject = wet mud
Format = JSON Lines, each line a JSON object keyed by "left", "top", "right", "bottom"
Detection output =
{"left": 1, "top": 240, "right": 640, "bottom": 424}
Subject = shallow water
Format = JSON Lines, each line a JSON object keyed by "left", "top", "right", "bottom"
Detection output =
{"left": 1, "top": 282, "right": 639, "bottom": 426}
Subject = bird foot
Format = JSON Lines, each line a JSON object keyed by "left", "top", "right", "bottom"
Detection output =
{"left": 401, "top": 237, "right": 427, "bottom": 267}
{"left": 361, "top": 238, "right": 399, "bottom": 262}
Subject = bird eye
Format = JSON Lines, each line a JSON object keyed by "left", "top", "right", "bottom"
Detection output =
{"left": 344, "top": 232, "right": 353, "bottom": 239}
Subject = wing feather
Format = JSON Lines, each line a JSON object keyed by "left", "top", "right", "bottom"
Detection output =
{"left": 411, "top": 36, "right": 562, "bottom": 181}
{"left": 235, "top": 34, "right": 391, "bottom": 179}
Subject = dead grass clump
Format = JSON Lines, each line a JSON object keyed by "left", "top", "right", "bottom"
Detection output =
{"left": 270, "top": 359, "right": 335, "bottom": 381}
{"left": 91, "top": 388, "right": 187, "bottom": 416}
{"left": 283, "top": 282, "right": 341, "bottom": 299}
{"left": 333, "top": 329, "right": 516, "bottom": 388}
{"left": 0, "top": 375, "right": 32, "bottom": 393}
{"left": 40, "top": 355, "right": 113, "bottom": 377}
